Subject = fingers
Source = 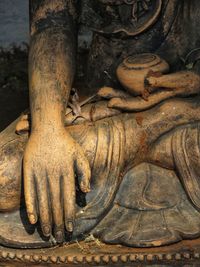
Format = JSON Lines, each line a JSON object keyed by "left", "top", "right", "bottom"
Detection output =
{"left": 48, "top": 175, "right": 64, "bottom": 243}
{"left": 35, "top": 173, "right": 52, "bottom": 237}
{"left": 108, "top": 91, "right": 176, "bottom": 112}
{"left": 63, "top": 166, "right": 76, "bottom": 233}
{"left": 76, "top": 152, "right": 91, "bottom": 193}
{"left": 98, "top": 86, "right": 130, "bottom": 99}
{"left": 108, "top": 97, "right": 146, "bottom": 111}
{"left": 23, "top": 163, "right": 38, "bottom": 225}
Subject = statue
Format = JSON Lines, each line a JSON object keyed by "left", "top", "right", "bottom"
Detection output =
{"left": 1, "top": 0, "right": 200, "bottom": 265}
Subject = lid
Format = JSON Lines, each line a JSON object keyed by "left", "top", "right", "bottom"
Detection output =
{"left": 122, "top": 53, "right": 162, "bottom": 69}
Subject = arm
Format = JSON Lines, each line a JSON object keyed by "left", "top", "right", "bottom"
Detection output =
{"left": 29, "top": 0, "right": 76, "bottom": 132}
{"left": 24, "top": 0, "right": 91, "bottom": 243}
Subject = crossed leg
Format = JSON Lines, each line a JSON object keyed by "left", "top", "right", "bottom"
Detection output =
{"left": 0, "top": 97, "right": 199, "bottom": 213}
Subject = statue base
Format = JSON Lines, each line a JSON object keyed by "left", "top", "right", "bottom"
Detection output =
{"left": 0, "top": 238, "right": 200, "bottom": 266}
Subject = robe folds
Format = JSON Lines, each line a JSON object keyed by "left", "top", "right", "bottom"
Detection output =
{"left": 1, "top": 119, "right": 200, "bottom": 248}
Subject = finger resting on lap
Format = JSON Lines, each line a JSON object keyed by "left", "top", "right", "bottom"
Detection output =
{"left": 62, "top": 168, "right": 76, "bottom": 233}
{"left": 48, "top": 176, "right": 64, "bottom": 243}
{"left": 35, "top": 175, "right": 52, "bottom": 237}
{"left": 23, "top": 167, "right": 38, "bottom": 225}
{"left": 98, "top": 87, "right": 116, "bottom": 98}
{"left": 98, "top": 87, "right": 130, "bottom": 99}
{"left": 108, "top": 97, "right": 146, "bottom": 111}
{"left": 108, "top": 98, "right": 128, "bottom": 109}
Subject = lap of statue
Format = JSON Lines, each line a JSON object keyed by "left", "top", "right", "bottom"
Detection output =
{"left": 1, "top": 98, "right": 200, "bottom": 248}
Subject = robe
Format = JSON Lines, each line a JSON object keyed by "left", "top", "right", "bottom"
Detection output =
{"left": 79, "top": 0, "right": 200, "bottom": 89}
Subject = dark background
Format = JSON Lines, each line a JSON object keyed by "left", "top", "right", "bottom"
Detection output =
{"left": 0, "top": 0, "right": 29, "bottom": 131}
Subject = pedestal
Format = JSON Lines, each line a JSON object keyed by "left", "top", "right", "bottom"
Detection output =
{"left": 0, "top": 238, "right": 200, "bottom": 266}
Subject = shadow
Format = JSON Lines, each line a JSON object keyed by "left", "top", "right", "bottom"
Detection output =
{"left": 75, "top": 177, "right": 87, "bottom": 208}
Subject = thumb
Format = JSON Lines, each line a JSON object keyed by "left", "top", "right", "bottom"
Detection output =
{"left": 98, "top": 86, "right": 130, "bottom": 99}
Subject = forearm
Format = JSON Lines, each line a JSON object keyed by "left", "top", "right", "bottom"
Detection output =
{"left": 147, "top": 71, "right": 200, "bottom": 95}
{"left": 29, "top": 0, "right": 77, "bottom": 131}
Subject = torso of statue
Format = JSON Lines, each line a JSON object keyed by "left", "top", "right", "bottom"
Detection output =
{"left": 77, "top": 0, "right": 200, "bottom": 93}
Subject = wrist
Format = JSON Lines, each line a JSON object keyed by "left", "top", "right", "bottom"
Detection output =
{"left": 31, "top": 109, "right": 66, "bottom": 133}
{"left": 31, "top": 121, "right": 65, "bottom": 134}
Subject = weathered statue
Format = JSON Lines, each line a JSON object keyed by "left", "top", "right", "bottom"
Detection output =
{"left": 1, "top": 0, "right": 200, "bottom": 263}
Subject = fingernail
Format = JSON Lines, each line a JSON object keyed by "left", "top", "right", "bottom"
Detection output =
{"left": 29, "top": 214, "right": 37, "bottom": 224}
{"left": 42, "top": 225, "right": 51, "bottom": 236}
{"left": 66, "top": 221, "right": 74, "bottom": 232}
{"left": 56, "top": 231, "right": 63, "bottom": 243}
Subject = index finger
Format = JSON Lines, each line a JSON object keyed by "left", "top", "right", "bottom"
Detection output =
{"left": 98, "top": 86, "right": 130, "bottom": 99}
{"left": 23, "top": 164, "right": 38, "bottom": 225}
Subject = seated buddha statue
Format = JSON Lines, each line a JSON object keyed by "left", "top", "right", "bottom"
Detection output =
{"left": 1, "top": 0, "right": 200, "bottom": 249}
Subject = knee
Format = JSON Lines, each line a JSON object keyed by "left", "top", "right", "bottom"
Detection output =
{"left": 0, "top": 173, "right": 22, "bottom": 212}
{"left": 0, "top": 139, "right": 24, "bottom": 212}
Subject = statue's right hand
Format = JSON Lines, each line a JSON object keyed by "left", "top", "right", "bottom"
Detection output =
{"left": 23, "top": 127, "right": 91, "bottom": 243}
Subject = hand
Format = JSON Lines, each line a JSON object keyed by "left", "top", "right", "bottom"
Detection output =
{"left": 98, "top": 72, "right": 200, "bottom": 112}
{"left": 98, "top": 86, "right": 176, "bottom": 112}
{"left": 23, "top": 127, "right": 91, "bottom": 243}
